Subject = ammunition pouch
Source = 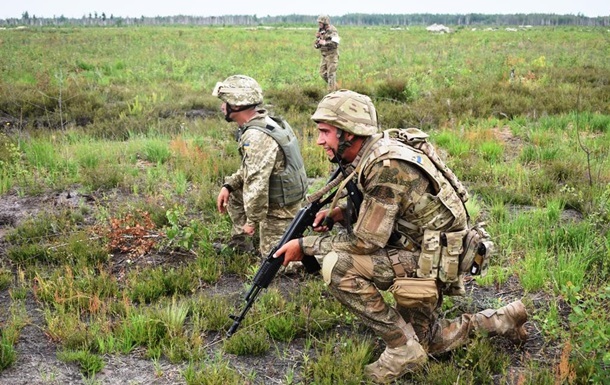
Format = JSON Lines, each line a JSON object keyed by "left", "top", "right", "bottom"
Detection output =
{"left": 416, "top": 229, "right": 442, "bottom": 279}
{"left": 416, "top": 228, "right": 467, "bottom": 282}
{"left": 416, "top": 226, "right": 493, "bottom": 283}
{"left": 439, "top": 229, "right": 468, "bottom": 283}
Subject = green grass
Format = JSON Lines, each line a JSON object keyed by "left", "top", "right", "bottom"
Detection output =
{"left": 0, "top": 337, "right": 17, "bottom": 372}
{"left": 304, "top": 335, "right": 373, "bottom": 384}
{"left": 0, "top": 24, "right": 608, "bottom": 383}
{"left": 57, "top": 349, "right": 105, "bottom": 377}
{"left": 183, "top": 352, "right": 250, "bottom": 385}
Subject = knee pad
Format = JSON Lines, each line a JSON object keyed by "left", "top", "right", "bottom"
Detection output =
{"left": 321, "top": 251, "right": 339, "bottom": 285}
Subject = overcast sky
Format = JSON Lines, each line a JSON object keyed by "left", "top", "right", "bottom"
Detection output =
{"left": 2, "top": 0, "right": 608, "bottom": 19}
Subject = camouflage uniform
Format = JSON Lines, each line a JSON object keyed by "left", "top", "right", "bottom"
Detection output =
{"left": 223, "top": 109, "right": 304, "bottom": 256}
{"left": 301, "top": 90, "right": 527, "bottom": 383}
{"left": 213, "top": 75, "right": 307, "bottom": 257}
{"left": 315, "top": 15, "right": 340, "bottom": 90}
{"left": 301, "top": 153, "right": 466, "bottom": 347}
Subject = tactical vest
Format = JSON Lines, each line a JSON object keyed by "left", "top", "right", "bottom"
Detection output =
{"left": 356, "top": 128, "right": 469, "bottom": 244}
{"left": 356, "top": 128, "right": 493, "bottom": 285}
{"left": 242, "top": 116, "right": 308, "bottom": 207}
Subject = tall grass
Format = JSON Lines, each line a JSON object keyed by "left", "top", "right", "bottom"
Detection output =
{"left": 0, "top": 25, "right": 608, "bottom": 382}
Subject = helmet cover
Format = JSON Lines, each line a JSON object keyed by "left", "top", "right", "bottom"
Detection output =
{"left": 212, "top": 75, "right": 263, "bottom": 106}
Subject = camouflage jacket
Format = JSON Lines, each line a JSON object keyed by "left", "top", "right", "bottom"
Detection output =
{"left": 224, "top": 109, "right": 293, "bottom": 226}
{"left": 316, "top": 24, "right": 339, "bottom": 54}
{"left": 301, "top": 134, "right": 468, "bottom": 256}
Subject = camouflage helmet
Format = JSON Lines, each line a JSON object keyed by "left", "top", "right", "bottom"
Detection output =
{"left": 311, "top": 90, "right": 378, "bottom": 136}
{"left": 317, "top": 15, "right": 330, "bottom": 24}
{"left": 212, "top": 75, "right": 263, "bottom": 106}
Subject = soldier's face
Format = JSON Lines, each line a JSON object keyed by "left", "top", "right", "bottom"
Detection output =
{"left": 221, "top": 102, "right": 233, "bottom": 122}
{"left": 316, "top": 122, "right": 340, "bottom": 159}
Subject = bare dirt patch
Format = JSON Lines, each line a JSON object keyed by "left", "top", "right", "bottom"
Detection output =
{"left": 492, "top": 125, "right": 523, "bottom": 161}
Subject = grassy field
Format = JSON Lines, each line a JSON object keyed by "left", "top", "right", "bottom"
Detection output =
{"left": 0, "top": 25, "right": 609, "bottom": 384}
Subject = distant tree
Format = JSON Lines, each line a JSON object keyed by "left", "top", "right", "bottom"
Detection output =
{"left": 0, "top": 11, "right": 608, "bottom": 28}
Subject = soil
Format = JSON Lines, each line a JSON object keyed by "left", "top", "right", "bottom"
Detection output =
{"left": 0, "top": 126, "right": 567, "bottom": 384}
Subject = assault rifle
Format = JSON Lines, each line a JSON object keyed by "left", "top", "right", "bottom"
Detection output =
{"left": 227, "top": 163, "right": 358, "bottom": 337}
{"left": 314, "top": 27, "right": 325, "bottom": 49}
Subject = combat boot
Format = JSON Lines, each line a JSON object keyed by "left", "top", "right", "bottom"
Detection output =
{"left": 365, "top": 338, "right": 427, "bottom": 384}
{"left": 428, "top": 299, "right": 528, "bottom": 355}
{"left": 365, "top": 320, "right": 427, "bottom": 384}
{"left": 473, "top": 300, "right": 528, "bottom": 342}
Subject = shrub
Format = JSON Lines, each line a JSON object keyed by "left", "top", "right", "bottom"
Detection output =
{"left": 223, "top": 328, "right": 270, "bottom": 356}
{"left": 57, "top": 349, "right": 105, "bottom": 378}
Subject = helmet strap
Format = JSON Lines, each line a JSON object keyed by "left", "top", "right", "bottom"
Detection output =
{"left": 336, "top": 129, "right": 353, "bottom": 160}
{"left": 224, "top": 103, "right": 256, "bottom": 122}
{"left": 224, "top": 103, "right": 236, "bottom": 122}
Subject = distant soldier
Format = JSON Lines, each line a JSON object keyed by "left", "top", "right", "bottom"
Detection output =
{"left": 314, "top": 15, "right": 340, "bottom": 91}
{"left": 213, "top": 75, "right": 308, "bottom": 262}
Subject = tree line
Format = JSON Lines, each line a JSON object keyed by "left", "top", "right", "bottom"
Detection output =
{"left": 2, "top": 12, "right": 609, "bottom": 27}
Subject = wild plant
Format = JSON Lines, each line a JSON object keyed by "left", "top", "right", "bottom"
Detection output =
{"left": 222, "top": 328, "right": 270, "bottom": 356}
{"left": 57, "top": 349, "right": 105, "bottom": 378}
{"left": 190, "top": 294, "right": 233, "bottom": 333}
{"left": 303, "top": 334, "right": 373, "bottom": 384}
{"left": 182, "top": 352, "right": 248, "bottom": 385}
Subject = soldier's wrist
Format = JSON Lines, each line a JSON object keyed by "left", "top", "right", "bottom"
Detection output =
{"left": 222, "top": 184, "right": 233, "bottom": 193}
{"left": 301, "top": 236, "right": 318, "bottom": 255}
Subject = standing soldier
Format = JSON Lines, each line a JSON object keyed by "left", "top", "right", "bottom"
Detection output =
{"left": 275, "top": 90, "right": 528, "bottom": 383}
{"left": 213, "top": 75, "right": 308, "bottom": 265}
{"left": 314, "top": 15, "right": 340, "bottom": 91}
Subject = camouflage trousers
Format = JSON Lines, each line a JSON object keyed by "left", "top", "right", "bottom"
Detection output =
{"left": 321, "top": 248, "right": 501, "bottom": 352}
{"left": 319, "top": 51, "right": 339, "bottom": 90}
{"left": 227, "top": 188, "right": 301, "bottom": 256}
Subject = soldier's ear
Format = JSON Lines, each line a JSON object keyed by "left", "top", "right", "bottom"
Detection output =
{"left": 336, "top": 129, "right": 354, "bottom": 142}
